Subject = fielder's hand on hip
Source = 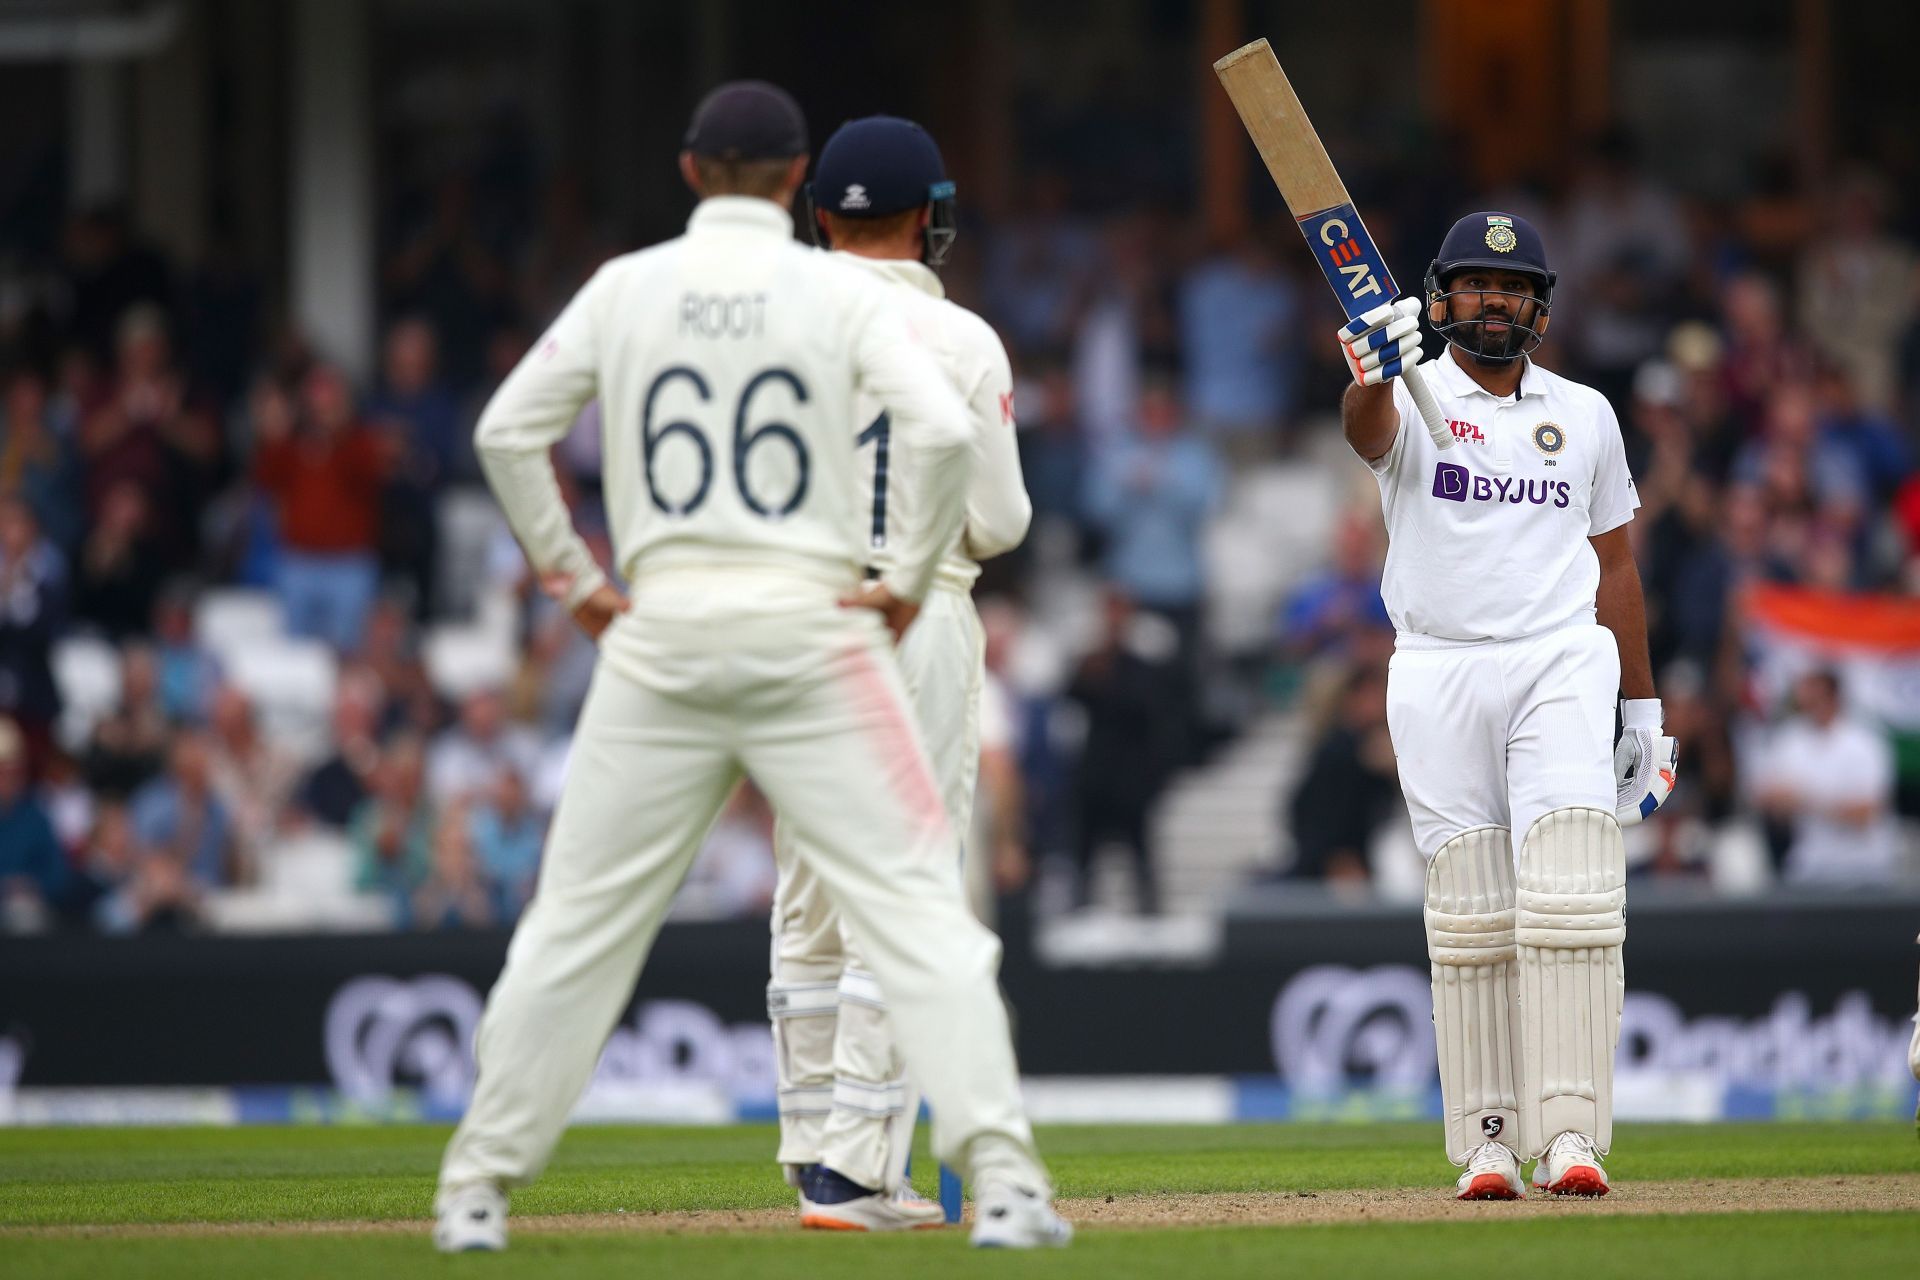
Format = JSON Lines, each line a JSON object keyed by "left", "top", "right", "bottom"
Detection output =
{"left": 840, "top": 582, "right": 920, "bottom": 642}
{"left": 1337, "top": 297, "right": 1426, "bottom": 387}
{"left": 542, "top": 571, "right": 630, "bottom": 642}
{"left": 1614, "top": 698, "right": 1678, "bottom": 825}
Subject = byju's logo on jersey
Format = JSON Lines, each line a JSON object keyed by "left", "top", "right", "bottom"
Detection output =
{"left": 1432, "top": 462, "right": 1570, "bottom": 508}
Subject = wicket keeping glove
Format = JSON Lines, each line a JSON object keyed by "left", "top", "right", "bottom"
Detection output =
{"left": 1336, "top": 297, "right": 1426, "bottom": 388}
{"left": 1615, "top": 698, "right": 1678, "bottom": 825}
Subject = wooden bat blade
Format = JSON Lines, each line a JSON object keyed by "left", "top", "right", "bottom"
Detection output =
{"left": 1212, "top": 38, "right": 1349, "bottom": 218}
{"left": 1213, "top": 38, "right": 1456, "bottom": 452}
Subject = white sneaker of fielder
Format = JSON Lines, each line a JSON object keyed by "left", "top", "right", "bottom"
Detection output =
{"left": 1455, "top": 1140, "right": 1525, "bottom": 1200}
{"left": 969, "top": 1181, "right": 1073, "bottom": 1249}
{"left": 1532, "top": 1131, "right": 1610, "bottom": 1197}
{"left": 800, "top": 1186, "right": 947, "bottom": 1231}
{"left": 433, "top": 1181, "right": 507, "bottom": 1252}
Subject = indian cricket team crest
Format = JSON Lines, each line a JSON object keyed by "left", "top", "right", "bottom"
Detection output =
{"left": 1531, "top": 421, "right": 1566, "bottom": 455}
{"left": 1485, "top": 214, "right": 1518, "bottom": 253}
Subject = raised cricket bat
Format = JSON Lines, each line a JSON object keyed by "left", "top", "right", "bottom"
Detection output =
{"left": 1213, "top": 38, "right": 1454, "bottom": 451}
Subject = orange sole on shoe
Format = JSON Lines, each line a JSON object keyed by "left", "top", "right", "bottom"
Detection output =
{"left": 1544, "top": 1166, "right": 1609, "bottom": 1197}
{"left": 800, "top": 1214, "right": 946, "bottom": 1231}
{"left": 1456, "top": 1173, "right": 1523, "bottom": 1201}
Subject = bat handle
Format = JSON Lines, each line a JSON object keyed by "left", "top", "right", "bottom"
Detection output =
{"left": 1402, "top": 364, "right": 1453, "bottom": 452}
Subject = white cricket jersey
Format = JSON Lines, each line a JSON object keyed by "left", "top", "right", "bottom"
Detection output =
{"left": 1368, "top": 346, "right": 1638, "bottom": 645}
{"left": 473, "top": 196, "right": 973, "bottom": 637}
{"left": 835, "top": 253, "right": 1032, "bottom": 593}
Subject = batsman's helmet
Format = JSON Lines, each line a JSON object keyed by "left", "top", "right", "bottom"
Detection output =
{"left": 803, "top": 115, "right": 957, "bottom": 268}
{"left": 1424, "top": 211, "right": 1556, "bottom": 363}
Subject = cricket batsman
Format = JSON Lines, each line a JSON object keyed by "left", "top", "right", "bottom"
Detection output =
{"left": 1336, "top": 212, "right": 1677, "bottom": 1199}
{"left": 432, "top": 81, "right": 1069, "bottom": 1251}
{"left": 765, "top": 115, "right": 1032, "bottom": 1231}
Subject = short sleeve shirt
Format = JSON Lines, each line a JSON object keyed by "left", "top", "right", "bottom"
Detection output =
{"left": 1368, "top": 348, "right": 1638, "bottom": 643}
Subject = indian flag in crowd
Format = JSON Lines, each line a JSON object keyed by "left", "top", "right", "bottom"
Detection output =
{"left": 1744, "top": 584, "right": 1920, "bottom": 729}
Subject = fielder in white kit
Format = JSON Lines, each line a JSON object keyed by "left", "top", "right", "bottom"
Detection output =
{"left": 1337, "top": 212, "right": 1678, "bottom": 1201}
{"left": 764, "top": 115, "right": 1032, "bottom": 1231}
{"left": 432, "top": 81, "right": 1069, "bottom": 1251}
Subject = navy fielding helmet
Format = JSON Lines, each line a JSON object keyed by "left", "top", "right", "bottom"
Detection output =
{"left": 1424, "top": 211, "right": 1556, "bottom": 363}
{"left": 803, "top": 115, "right": 958, "bottom": 268}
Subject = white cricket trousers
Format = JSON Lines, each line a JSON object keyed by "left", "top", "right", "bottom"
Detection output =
{"left": 769, "top": 584, "right": 985, "bottom": 1187}
{"left": 1386, "top": 621, "right": 1619, "bottom": 857}
{"left": 438, "top": 572, "right": 1046, "bottom": 1197}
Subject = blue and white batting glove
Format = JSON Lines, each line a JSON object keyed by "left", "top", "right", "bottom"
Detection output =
{"left": 1615, "top": 698, "right": 1678, "bottom": 825}
{"left": 1337, "top": 297, "right": 1426, "bottom": 388}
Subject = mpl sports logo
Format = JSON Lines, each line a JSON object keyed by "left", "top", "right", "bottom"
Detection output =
{"left": 1432, "top": 461, "right": 1570, "bottom": 508}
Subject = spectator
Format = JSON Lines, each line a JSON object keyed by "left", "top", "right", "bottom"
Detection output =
{"left": 129, "top": 729, "right": 235, "bottom": 891}
{"left": 366, "top": 318, "right": 458, "bottom": 616}
{"left": 0, "top": 367, "right": 81, "bottom": 553}
{"left": 1797, "top": 171, "right": 1920, "bottom": 414}
{"left": 1013, "top": 356, "right": 1086, "bottom": 533}
{"left": 1285, "top": 665, "right": 1397, "bottom": 884}
{"left": 77, "top": 305, "right": 220, "bottom": 572}
{"left": 205, "top": 684, "right": 299, "bottom": 880}
{"left": 296, "top": 667, "right": 385, "bottom": 829}
{"left": 1177, "top": 231, "right": 1299, "bottom": 454}
{"left": 352, "top": 734, "right": 435, "bottom": 920}
{"left": 1083, "top": 378, "right": 1224, "bottom": 636}
{"left": 82, "top": 642, "right": 171, "bottom": 799}
{"left": 0, "top": 716, "right": 68, "bottom": 932}
{"left": 252, "top": 365, "right": 388, "bottom": 652}
{"left": 84, "top": 802, "right": 201, "bottom": 934}
{"left": 413, "top": 805, "right": 496, "bottom": 930}
{"left": 1066, "top": 591, "right": 1186, "bottom": 915}
{"left": 71, "top": 480, "right": 163, "bottom": 639}
{"left": 0, "top": 496, "right": 65, "bottom": 773}
{"left": 150, "top": 584, "right": 221, "bottom": 725}
{"left": 677, "top": 785, "right": 777, "bottom": 920}
{"left": 468, "top": 765, "right": 544, "bottom": 917}
{"left": 1277, "top": 513, "right": 1390, "bottom": 663}
{"left": 1753, "top": 670, "right": 1901, "bottom": 886}
{"left": 427, "top": 687, "right": 541, "bottom": 806}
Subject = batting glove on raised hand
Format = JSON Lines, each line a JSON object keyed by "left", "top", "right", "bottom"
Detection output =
{"left": 1337, "top": 297, "right": 1426, "bottom": 388}
{"left": 1615, "top": 698, "right": 1678, "bottom": 825}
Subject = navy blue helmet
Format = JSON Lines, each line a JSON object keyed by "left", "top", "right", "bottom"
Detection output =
{"left": 803, "top": 116, "right": 958, "bottom": 268}
{"left": 1424, "top": 211, "right": 1556, "bottom": 363}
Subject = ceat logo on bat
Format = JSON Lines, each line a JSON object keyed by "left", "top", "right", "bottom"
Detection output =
{"left": 1311, "top": 209, "right": 1387, "bottom": 307}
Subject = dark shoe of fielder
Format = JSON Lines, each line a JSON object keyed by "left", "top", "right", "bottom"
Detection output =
{"left": 1532, "top": 1131, "right": 1610, "bottom": 1196}
{"left": 799, "top": 1163, "right": 945, "bottom": 1231}
{"left": 1454, "top": 1139, "right": 1525, "bottom": 1200}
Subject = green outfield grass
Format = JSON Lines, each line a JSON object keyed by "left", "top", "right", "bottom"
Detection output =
{"left": 2, "top": 1122, "right": 1916, "bottom": 1278}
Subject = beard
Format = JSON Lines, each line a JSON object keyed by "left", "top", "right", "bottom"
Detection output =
{"left": 1462, "top": 317, "right": 1526, "bottom": 363}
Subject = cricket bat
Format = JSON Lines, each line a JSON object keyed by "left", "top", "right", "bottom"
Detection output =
{"left": 1213, "top": 38, "right": 1454, "bottom": 451}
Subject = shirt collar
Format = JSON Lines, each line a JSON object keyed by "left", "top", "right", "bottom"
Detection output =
{"left": 687, "top": 196, "right": 795, "bottom": 239}
{"left": 1435, "top": 344, "right": 1549, "bottom": 401}
{"left": 832, "top": 251, "right": 945, "bottom": 300}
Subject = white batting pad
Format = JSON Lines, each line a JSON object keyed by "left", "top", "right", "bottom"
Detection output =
{"left": 1425, "top": 825, "right": 1521, "bottom": 1163}
{"left": 767, "top": 977, "right": 837, "bottom": 1165}
{"left": 1516, "top": 806, "right": 1626, "bottom": 1157}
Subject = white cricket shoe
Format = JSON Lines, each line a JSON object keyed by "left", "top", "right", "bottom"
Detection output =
{"left": 433, "top": 1181, "right": 507, "bottom": 1252}
{"left": 1454, "top": 1140, "right": 1525, "bottom": 1200}
{"left": 969, "top": 1182, "right": 1073, "bottom": 1249}
{"left": 801, "top": 1185, "right": 947, "bottom": 1231}
{"left": 1532, "top": 1131, "right": 1610, "bottom": 1197}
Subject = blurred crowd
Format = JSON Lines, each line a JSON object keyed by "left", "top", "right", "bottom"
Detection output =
{"left": 4, "top": 123, "right": 1920, "bottom": 935}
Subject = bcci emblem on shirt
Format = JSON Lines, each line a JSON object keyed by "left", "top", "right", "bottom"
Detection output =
{"left": 1532, "top": 422, "right": 1566, "bottom": 455}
